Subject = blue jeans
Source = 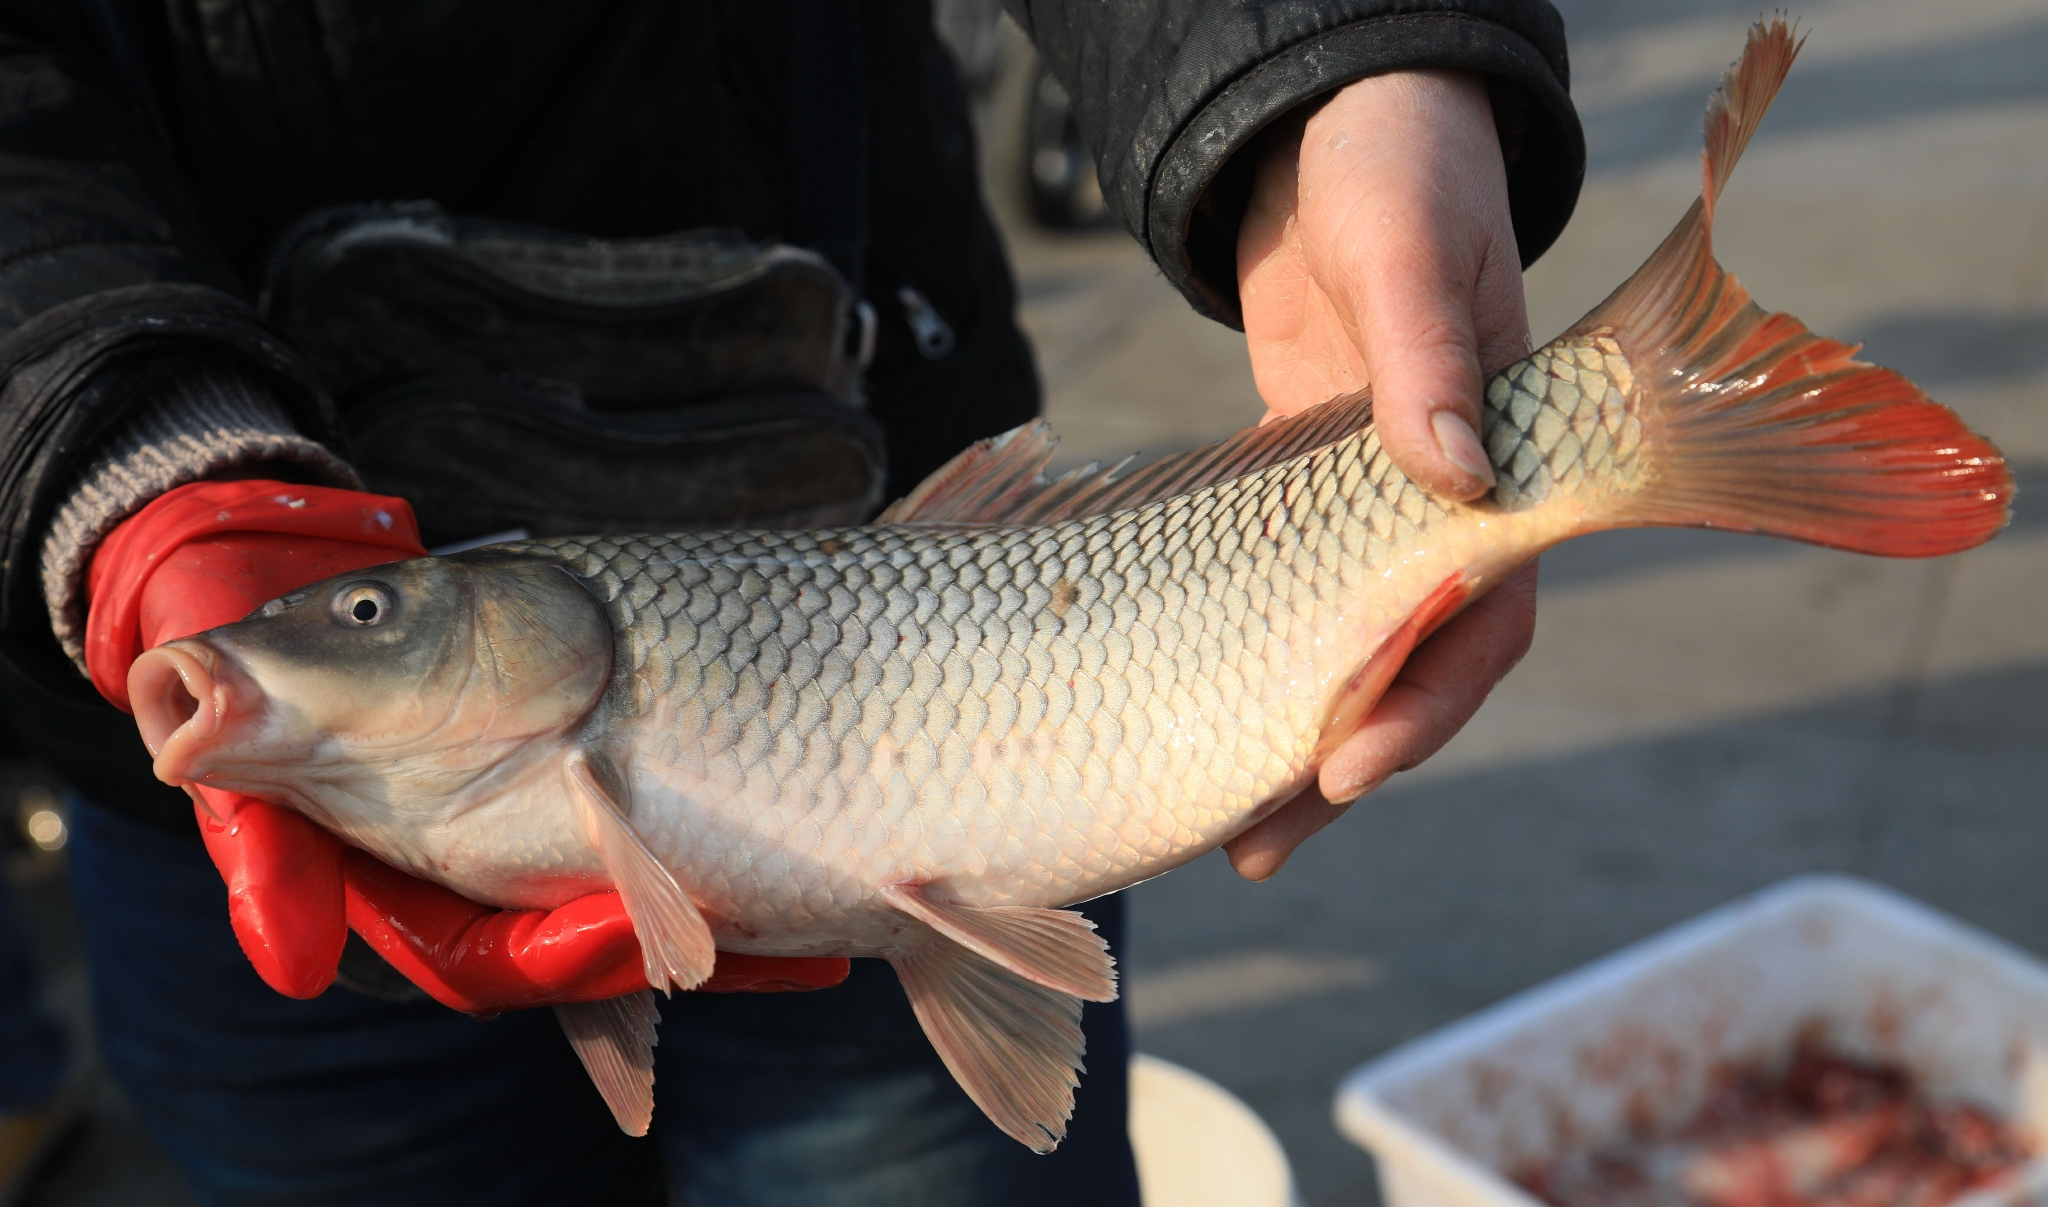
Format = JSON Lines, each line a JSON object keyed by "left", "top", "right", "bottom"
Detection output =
{"left": 0, "top": 877, "right": 64, "bottom": 1112}
{"left": 67, "top": 800, "right": 1140, "bottom": 1206}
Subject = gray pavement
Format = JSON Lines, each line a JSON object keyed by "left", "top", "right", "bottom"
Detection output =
{"left": 6, "top": 0, "right": 2046, "bottom": 1202}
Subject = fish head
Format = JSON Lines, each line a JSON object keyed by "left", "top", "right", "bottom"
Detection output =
{"left": 128, "top": 551, "right": 614, "bottom": 832}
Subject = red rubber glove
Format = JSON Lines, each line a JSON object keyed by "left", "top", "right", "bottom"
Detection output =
{"left": 87, "top": 479, "right": 848, "bottom": 1010}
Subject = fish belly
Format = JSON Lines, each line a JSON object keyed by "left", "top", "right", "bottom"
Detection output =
{"left": 537, "top": 424, "right": 1569, "bottom": 955}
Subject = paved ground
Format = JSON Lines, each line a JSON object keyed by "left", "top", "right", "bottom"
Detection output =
{"left": 4, "top": 1, "right": 2045, "bottom": 1203}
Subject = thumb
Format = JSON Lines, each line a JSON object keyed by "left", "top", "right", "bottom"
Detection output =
{"left": 193, "top": 789, "right": 347, "bottom": 998}
{"left": 1295, "top": 68, "right": 1527, "bottom": 501}
{"left": 1352, "top": 243, "right": 1498, "bottom": 500}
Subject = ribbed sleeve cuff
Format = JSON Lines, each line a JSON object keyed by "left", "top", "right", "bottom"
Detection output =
{"left": 41, "top": 367, "right": 359, "bottom": 671}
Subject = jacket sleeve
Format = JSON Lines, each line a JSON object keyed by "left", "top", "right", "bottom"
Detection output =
{"left": 0, "top": 5, "right": 341, "bottom": 693}
{"left": 1006, "top": 0, "right": 1583, "bottom": 328}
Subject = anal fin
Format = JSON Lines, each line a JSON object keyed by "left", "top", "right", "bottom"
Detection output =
{"left": 880, "top": 883, "right": 1116, "bottom": 1002}
{"left": 556, "top": 991, "right": 660, "bottom": 1136}
{"left": 1312, "top": 571, "right": 1471, "bottom": 765}
{"left": 890, "top": 939, "right": 1088, "bottom": 1153}
{"left": 565, "top": 749, "right": 716, "bottom": 993}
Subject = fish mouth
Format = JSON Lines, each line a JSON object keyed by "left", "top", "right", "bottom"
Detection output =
{"left": 129, "top": 641, "right": 244, "bottom": 786}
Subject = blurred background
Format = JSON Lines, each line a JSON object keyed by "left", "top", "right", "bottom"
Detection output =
{"left": 2, "top": 0, "right": 2042, "bottom": 1201}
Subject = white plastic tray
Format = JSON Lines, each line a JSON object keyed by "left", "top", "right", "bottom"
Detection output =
{"left": 1334, "top": 875, "right": 2048, "bottom": 1207}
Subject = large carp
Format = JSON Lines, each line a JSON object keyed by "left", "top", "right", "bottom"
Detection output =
{"left": 127, "top": 23, "right": 2010, "bottom": 1149}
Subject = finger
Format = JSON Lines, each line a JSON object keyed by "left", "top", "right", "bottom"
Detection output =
{"left": 1319, "top": 558, "right": 1539, "bottom": 803}
{"left": 343, "top": 855, "right": 648, "bottom": 1013}
{"left": 193, "top": 789, "right": 347, "bottom": 998}
{"left": 1299, "top": 70, "right": 1526, "bottom": 500}
{"left": 1350, "top": 223, "right": 1493, "bottom": 500}
{"left": 1336, "top": 93, "right": 1500, "bottom": 497}
{"left": 1356, "top": 257, "right": 1532, "bottom": 500}
{"left": 1226, "top": 561, "right": 1538, "bottom": 882}
{"left": 1224, "top": 779, "right": 1380, "bottom": 882}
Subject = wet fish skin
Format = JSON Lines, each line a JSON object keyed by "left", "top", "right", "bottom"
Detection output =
{"left": 476, "top": 328, "right": 1640, "bottom": 953}
{"left": 1482, "top": 335, "right": 1647, "bottom": 510}
{"left": 506, "top": 414, "right": 1553, "bottom": 952}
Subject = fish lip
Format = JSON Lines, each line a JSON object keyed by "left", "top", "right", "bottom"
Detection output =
{"left": 129, "top": 641, "right": 244, "bottom": 786}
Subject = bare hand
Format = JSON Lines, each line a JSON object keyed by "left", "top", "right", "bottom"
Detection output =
{"left": 1225, "top": 560, "right": 1536, "bottom": 880}
{"left": 1226, "top": 68, "right": 1538, "bottom": 880}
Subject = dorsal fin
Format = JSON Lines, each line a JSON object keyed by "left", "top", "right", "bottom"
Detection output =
{"left": 876, "top": 391, "right": 1376, "bottom": 526}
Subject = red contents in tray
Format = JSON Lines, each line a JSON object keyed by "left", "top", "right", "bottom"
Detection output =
{"left": 1515, "top": 1037, "right": 2033, "bottom": 1207}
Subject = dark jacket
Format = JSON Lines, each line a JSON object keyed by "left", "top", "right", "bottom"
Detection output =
{"left": 0, "top": 0, "right": 1579, "bottom": 702}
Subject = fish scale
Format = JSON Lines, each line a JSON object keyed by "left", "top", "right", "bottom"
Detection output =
{"left": 507, "top": 427, "right": 1465, "bottom": 938}
{"left": 1484, "top": 333, "right": 1648, "bottom": 510}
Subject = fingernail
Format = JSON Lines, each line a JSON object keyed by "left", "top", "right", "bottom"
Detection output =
{"left": 1239, "top": 858, "right": 1282, "bottom": 884}
{"left": 1432, "top": 410, "right": 1496, "bottom": 488}
{"left": 1324, "top": 773, "right": 1389, "bottom": 807}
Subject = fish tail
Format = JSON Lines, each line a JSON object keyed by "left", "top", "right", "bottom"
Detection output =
{"left": 1492, "top": 19, "right": 2012, "bottom": 555}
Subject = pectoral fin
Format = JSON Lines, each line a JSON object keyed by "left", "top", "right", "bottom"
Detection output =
{"left": 889, "top": 938, "right": 1088, "bottom": 1153}
{"left": 880, "top": 883, "right": 1116, "bottom": 1001}
{"left": 556, "top": 991, "right": 660, "bottom": 1136}
{"left": 564, "top": 748, "right": 716, "bottom": 993}
{"left": 1311, "top": 571, "right": 1471, "bottom": 766}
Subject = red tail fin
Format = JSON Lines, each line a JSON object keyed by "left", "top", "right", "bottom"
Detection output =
{"left": 1583, "top": 19, "right": 2012, "bottom": 557}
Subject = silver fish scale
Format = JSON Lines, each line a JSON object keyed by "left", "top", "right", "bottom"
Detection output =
{"left": 1481, "top": 332, "right": 1647, "bottom": 510}
{"left": 506, "top": 424, "right": 1458, "bottom": 935}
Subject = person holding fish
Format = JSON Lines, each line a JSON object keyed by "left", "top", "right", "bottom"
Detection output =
{"left": 0, "top": 0, "right": 1748, "bottom": 1202}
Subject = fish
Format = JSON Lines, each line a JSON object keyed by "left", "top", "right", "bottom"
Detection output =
{"left": 124, "top": 21, "right": 2010, "bottom": 1151}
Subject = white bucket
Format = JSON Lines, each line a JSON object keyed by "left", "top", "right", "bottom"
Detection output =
{"left": 1333, "top": 875, "right": 2048, "bottom": 1207}
{"left": 1131, "top": 1052, "right": 1300, "bottom": 1207}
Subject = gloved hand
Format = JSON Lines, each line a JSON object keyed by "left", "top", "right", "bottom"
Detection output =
{"left": 87, "top": 479, "right": 848, "bottom": 1009}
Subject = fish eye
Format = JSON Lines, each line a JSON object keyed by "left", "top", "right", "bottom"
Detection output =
{"left": 333, "top": 583, "right": 395, "bottom": 628}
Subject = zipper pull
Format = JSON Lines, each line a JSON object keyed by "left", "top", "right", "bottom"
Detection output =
{"left": 897, "top": 286, "right": 956, "bottom": 360}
